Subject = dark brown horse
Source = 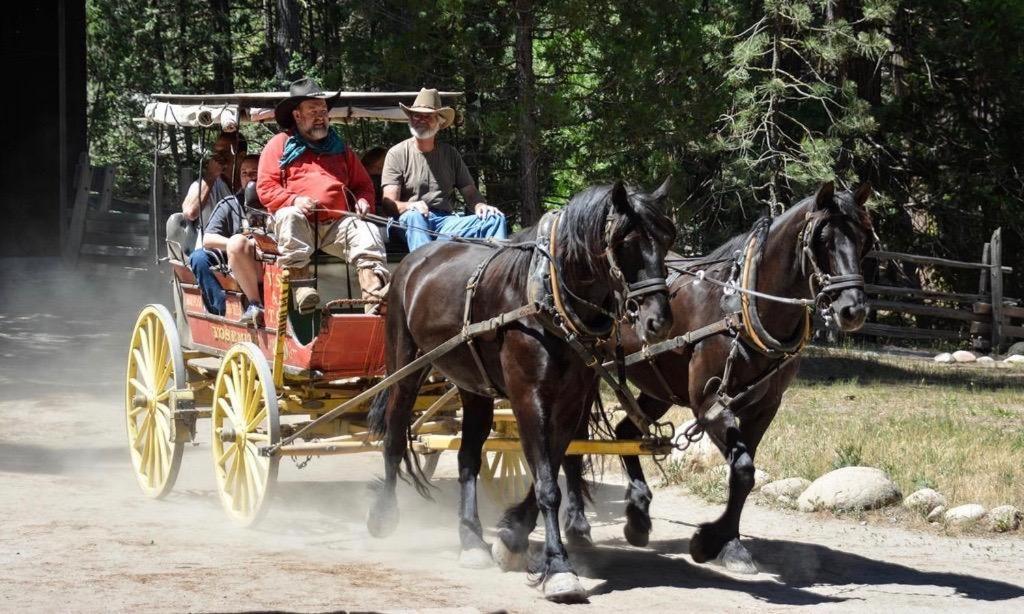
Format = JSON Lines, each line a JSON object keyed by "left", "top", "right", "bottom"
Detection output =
{"left": 510, "top": 182, "right": 873, "bottom": 574}
{"left": 366, "top": 180, "right": 676, "bottom": 602}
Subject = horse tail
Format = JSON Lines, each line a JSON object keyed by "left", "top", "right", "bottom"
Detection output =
{"left": 367, "top": 387, "right": 390, "bottom": 437}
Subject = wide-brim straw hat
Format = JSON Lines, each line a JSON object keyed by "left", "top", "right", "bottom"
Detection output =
{"left": 400, "top": 88, "right": 456, "bottom": 130}
{"left": 274, "top": 77, "right": 338, "bottom": 129}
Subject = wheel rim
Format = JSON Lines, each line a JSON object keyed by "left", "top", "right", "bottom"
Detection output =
{"left": 125, "top": 305, "right": 185, "bottom": 498}
{"left": 211, "top": 343, "right": 279, "bottom": 526}
{"left": 481, "top": 421, "right": 532, "bottom": 506}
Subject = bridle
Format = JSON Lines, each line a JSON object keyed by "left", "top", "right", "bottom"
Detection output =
{"left": 603, "top": 212, "right": 670, "bottom": 323}
{"left": 797, "top": 210, "right": 868, "bottom": 314}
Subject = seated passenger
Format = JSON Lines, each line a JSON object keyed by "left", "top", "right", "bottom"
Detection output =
{"left": 381, "top": 88, "right": 508, "bottom": 252}
{"left": 181, "top": 151, "right": 233, "bottom": 254}
{"left": 188, "top": 155, "right": 268, "bottom": 323}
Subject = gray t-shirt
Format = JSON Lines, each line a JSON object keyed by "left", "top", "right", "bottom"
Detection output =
{"left": 185, "top": 176, "right": 232, "bottom": 249}
{"left": 380, "top": 138, "right": 475, "bottom": 213}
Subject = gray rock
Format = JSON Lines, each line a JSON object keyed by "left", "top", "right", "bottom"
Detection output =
{"left": 985, "top": 506, "right": 1022, "bottom": 532}
{"left": 903, "top": 488, "right": 947, "bottom": 515}
{"left": 709, "top": 465, "right": 771, "bottom": 490}
{"left": 952, "top": 350, "right": 977, "bottom": 363}
{"left": 933, "top": 352, "right": 955, "bottom": 364}
{"left": 1002, "top": 354, "right": 1024, "bottom": 364}
{"left": 944, "top": 504, "right": 987, "bottom": 527}
{"left": 762, "top": 477, "right": 812, "bottom": 502}
{"left": 977, "top": 356, "right": 995, "bottom": 365}
{"left": 927, "top": 505, "right": 946, "bottom": 523}
{"left": 797, "top": 467, "right": 902, "bottom": 512}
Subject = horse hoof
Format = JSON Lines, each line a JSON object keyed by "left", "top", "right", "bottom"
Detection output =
{"left": 715, "top": 538, "right": 758, "bottom": 574}
{"left": 365, "top": 501, "right": 398, "bottom": 538}
{"left": 491, "top": 537, "right": 528, "bottom": 572}
{"left": 459, "top": 547, "right": 494, "bottom": 569}
{"left": 543, "top": 572, "right": 588, "bottom": 603}
{"left": 623, "top": 521, "right": 650, "bottom": 547}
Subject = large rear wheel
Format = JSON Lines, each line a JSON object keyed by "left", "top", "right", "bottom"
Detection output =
{"left": 211, "top": 342, "right": 280, "bottom": 526}
{"left": 125, "top": 304, "right": 186, "bottom": 498}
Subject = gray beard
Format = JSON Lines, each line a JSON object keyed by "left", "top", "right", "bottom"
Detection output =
{"left": 301, "top": 125, "right": 329, "bottom": 141}
{"left": 409, "top": 124, "right": 438, "bottom": 140}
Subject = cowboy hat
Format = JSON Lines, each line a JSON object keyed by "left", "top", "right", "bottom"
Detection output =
{"left": 274, "top": 77, "right": 338, "bottom": 129}
{"left": 400, "top": 88, "right": 456, "bottom": 130}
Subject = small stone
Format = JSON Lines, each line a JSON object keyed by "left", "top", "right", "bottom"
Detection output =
{"left": 977, "top": 356, "right": 995, "bottom": 365}
{"left": 945, "top": 504, "right": 987, "bottom": 528}
{"left": 934, "top": 352, "right": 955, "bottom": 363}
{"left": 952, "top": 350, "right": 977, "bottom": 363}
{"left": 797, "top": 467, "right": 902, "bottom": 512}
{"left": 1002, "top": 354, "right": 1024, "bottom": 364}
{"left": 762, "top": 477, "right": 812, "bottom": 502}
{"left": 927, "top": 505, "right": 946, "bottom": 523}
{"left": 903, "top": 488, "right": 947, "bottom": 515}
{"left": 985, "top": 506, "right": 1022, "bottom": 532}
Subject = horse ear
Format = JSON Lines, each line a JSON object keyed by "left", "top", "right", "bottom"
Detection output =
{"left": 853, "top": 182, "right": 872, "bottom": 207}
{"left": 651, "top": 175, "right": 672, "bottom": 203}
{"left": 813, "top": 181, "right": 835, "bottom": 211}
{"left": 610, "top": 180, "right": 630, "bottom": 213}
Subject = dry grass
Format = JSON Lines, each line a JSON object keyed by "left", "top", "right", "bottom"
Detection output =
{"left": 657, "top": 348, "right": 1024, "bottom": 511}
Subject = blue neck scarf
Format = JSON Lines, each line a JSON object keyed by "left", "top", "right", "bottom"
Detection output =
{"left": 279, "top": 127, "right": 346, "bottom": 168}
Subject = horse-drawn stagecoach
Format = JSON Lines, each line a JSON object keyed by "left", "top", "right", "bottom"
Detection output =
{"left": 125, "top": 87, "right": 874, "bottom": 602}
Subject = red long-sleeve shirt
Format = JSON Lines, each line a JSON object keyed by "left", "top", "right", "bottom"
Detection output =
{"left": 257, "top": 131, "right": 376, "bottom": 215}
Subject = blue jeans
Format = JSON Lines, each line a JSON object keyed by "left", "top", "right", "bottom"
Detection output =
{"left": 399, "top": 209, "right": 509, "bottom": 252}
{"left": 188, "top": 249, "right": 225, "bottom": 316}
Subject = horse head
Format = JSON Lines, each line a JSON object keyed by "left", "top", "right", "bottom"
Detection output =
{"left": 805, "top": 181, "right": 874, "bottom": 332}
{"left": 608, "top": 177, "right": 677, "bottom": 343}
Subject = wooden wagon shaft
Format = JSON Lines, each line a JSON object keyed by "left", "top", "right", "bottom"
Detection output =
{"left": 262, "top": 303, "right": 542, "bottom": 456}
{"left": 416, "top": 435, "right": 674, "bottom": 456}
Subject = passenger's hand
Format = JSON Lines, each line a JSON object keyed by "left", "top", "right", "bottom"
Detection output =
{"left": 474, "top": 203, "right": 503, "bottom": 218}
{"left": 293, "top": 195, "right": 317, "bottom": 214}
{"left": 409, "top": 200, "right": 429, "bottom": 217}
{"left": 355, "top": 198, "right": 371, "bottom": 217}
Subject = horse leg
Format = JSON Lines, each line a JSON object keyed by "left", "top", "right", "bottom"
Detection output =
{"left": 366, "top": 303, "right": 423, "bottom": 539}
{"left": 563, "top": 392, "right": 594, "bottom": 547}
{"left": 522, "top": 399, "right": 587, "bottom": 602}
{"left": 618, "top": 393, "right": 672, "bottom": 547}
{"left": 688, "top": 398, "right": 761, "bottom": 573}
{"left": 456, "top": 390, "right": 495, "bottom": 568}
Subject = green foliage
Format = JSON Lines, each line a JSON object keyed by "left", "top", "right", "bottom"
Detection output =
{"left": 86, "top": 0, "right": 1024, "bottom": 291}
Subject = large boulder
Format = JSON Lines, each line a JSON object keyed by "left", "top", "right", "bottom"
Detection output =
{"left": 933, "top": 352, "right": 955, "bottom": 364}
{"left": 903, "top": 488, "right": 947, "bottom": 515}
{"left": 944, "top": 504, "right": 987, "bottom": 528}
{"left": 985, "top": 506, "right": 1022, "bottom": 532}
{"left": 952, "top": 350, "right": 977, "bottom": 363}
{"left": 797, "top": 467, "right": 902, "bottom": 512}
{"left": 761, "top": 477, "right": 812, "bottom": 506}
{"left": 977, "top": 356, "right": 995, "bottom": 365}
{"left": 1003, "top": 354, "right": 1024, "bottom": 364}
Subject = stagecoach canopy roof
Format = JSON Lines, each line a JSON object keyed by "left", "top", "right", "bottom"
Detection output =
{"left": 143, "top": 90, "right": 464, "bottom": 129}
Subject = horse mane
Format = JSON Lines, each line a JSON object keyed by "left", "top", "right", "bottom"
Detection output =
{"left": 682, "top": 187, "right": 872, "bottom": 272}
{"left": 558, "top": 184, "right": 676, "bottom": 278}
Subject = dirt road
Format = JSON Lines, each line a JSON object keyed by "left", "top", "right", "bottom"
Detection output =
{"left": 2, "top": 260, "right": 1022, "bottom": 612}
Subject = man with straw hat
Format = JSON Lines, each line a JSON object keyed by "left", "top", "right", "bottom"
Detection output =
{"left": 381, "top": 88, "right": 508, "bottom": 252}
{"left": 257, "top": 77, "right": 390, "bottom": 314}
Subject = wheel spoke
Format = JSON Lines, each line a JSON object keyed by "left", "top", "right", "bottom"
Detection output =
{"left": 245, "top": 407, "right": 267, "bottom": 434}
{"left": 243, "top": 443, "right": 265, "bottom": 501}
{"left": 132, "top": 349, "right": 152, "bottom": 389}
{"left": 245, "top": 432, "right": 269, "bottom": 443}
{"left": 128, "top": 404, "right": 147, "bottom": 420}
{"left": 217, "top": 442, "right": 238, "bottom": 467}
{"left": 216, "top": 397, "right": 238, "bottom": 425}
{"left": 129, "top": 377, "right": 150, "bottom": 398}
{"left": 133, "top": 413, "right": 153, "bottom": 454}
{"left": 155, "top": 355, "right": 173, "bottom": 393}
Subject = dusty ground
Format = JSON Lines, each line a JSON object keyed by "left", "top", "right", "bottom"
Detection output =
{"left": 1, "top": 259, "right": 1023, "bottom": 613}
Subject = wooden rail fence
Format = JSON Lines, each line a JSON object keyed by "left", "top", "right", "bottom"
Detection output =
{"left": 833, "top": 228, "right": 1021, "bottom": 353}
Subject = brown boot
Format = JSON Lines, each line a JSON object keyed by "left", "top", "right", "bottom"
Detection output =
{"left": 357, "top": 267, "right": 389, "bottom": 315}
{"left": 286, "top": 266, "right": 319, "bottom": 314}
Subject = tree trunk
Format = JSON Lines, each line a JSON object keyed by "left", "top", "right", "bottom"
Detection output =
{"left": 209, "top": 0, "right": 235, "bottom": 92}
{"left": 275, "top": 0, "right": 301, "bottom": 82}
{"left": 514, "top": 0, "right": 542, "bottom": 226}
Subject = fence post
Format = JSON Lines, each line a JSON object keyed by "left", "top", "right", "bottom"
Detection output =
{"left": 96, "top": 165, "right": 116, "bottom": 213}
{"left": 63, "top": 153, "right": 93, "bottom": 265}
{"left": 989, "top": 228, "right": 1004, "bottom": 353}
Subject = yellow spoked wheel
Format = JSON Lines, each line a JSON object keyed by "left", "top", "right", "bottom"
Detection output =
{"left": 125, "top": 304, "right": 186, "bottom": 498}
{"left": 481, "top": 420, "right": 532, "bottom": 507}
{"left": 211, "top": 342, "right": 280, "bottom": 526}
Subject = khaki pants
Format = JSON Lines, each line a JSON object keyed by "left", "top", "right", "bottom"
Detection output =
{"left": 274, "top": 206, "right": 389, "bottom": 279}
